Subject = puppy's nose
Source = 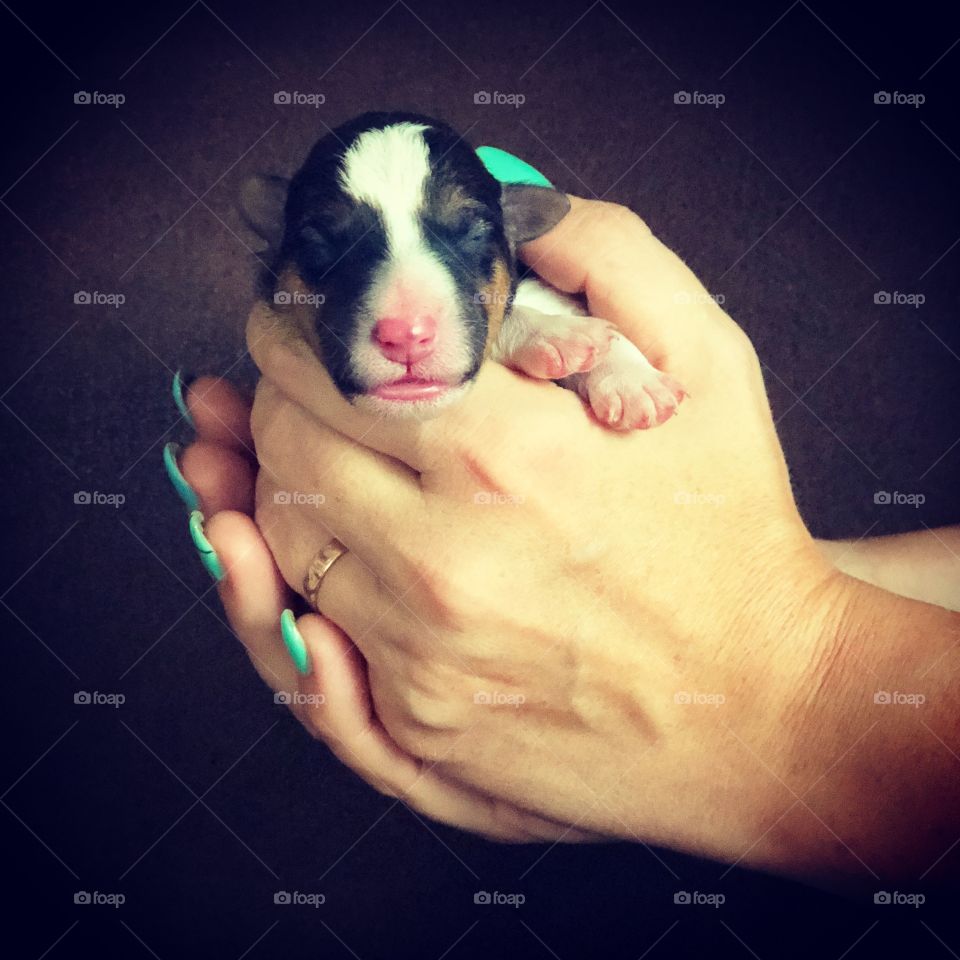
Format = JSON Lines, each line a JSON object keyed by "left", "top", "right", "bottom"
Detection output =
{"left": 373, "top": 315, "right": 437, "bottom": 365}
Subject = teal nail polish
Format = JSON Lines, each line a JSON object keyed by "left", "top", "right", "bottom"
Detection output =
{"left": 188, "top": 510, "right": 225, "bottom": 582}
{"left": 172, "top": 369, "right": 195, "bottom": 429}
{"left": 163, "top": 442, "right": 200, "bottom": 512}
{"left": 476, "top": 146, "right": 553, "bottom": 188}
{"left": 280, "top": 609, "right": 310, "bottom": 675}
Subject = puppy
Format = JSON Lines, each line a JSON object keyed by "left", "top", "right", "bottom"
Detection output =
{"left": 241, "top": 111, "right": 684, "bottom": 429}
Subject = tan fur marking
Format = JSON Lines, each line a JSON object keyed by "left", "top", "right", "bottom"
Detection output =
{"left": 481, "top": 257, "right": 512, "bottom": 357}
{"left": 268, "top": 268, "right": 325, "bottom": 358}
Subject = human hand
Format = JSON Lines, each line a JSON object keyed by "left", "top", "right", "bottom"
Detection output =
{"left": 172, "top": 376, "right": 607, "bottom": 844}
{"left": 241, "top": 195, "right": 846, "bottom": 869}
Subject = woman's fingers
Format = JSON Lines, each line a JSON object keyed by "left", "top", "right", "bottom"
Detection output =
{"left": 202, "top": 510, "right": 297, "bottom": 694}
{"left": 519, "top": 195, "right": 730, "bottom": 370}
{"left": 180, "top": 440, "right": 256, "bottom": 516}
{"left": 254, "top": 471, "right": 419, "bottom": 657}
{"left": 251, "top": 380, "right": 428, "bottom": 570}
{"left": 288, "top": 613, "right": 608, "bottom": 843}
{"left": 183, "top": 375, "right": 254, "bottom": 453}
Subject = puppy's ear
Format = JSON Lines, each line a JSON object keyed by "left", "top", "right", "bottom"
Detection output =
{"left": 239, "top": 174, "right": 289, "bottom": 252}
{"left": 501, "top": 184, "right": 571, "bottom": 247}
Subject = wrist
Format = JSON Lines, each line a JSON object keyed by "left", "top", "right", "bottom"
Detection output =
{"left": 750, "top": 571, "right": 960, "bottom": 891}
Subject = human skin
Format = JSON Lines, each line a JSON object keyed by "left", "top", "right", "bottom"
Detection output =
{"left": 178, "top": 197, "right": 960, "bottom": 893}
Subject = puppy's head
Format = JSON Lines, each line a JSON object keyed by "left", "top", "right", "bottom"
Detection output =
{"left": 241, "top": 112, "right": 569, "bottom": 416}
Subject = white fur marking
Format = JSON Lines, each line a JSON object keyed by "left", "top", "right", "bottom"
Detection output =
{"left": 339, "top": 123, "right": 431, "bottom": 255}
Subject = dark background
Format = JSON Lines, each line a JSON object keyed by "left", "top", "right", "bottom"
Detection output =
{"left": 2, "top": 0, "right": 959, "bottom": 956}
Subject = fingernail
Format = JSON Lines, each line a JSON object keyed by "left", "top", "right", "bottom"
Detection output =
{"left": 188, "top": 510, "right": 225, "bottom": 582}
{"left": 172, "top": 369, "right": 195, "bottom": 429}
{"left": 280, "top": 609, "right": 310, "bottom": 675}
{"left": 163, "top": 442, "right": 200, "bottom": 512}
{"left": 475, "top": 145, "right": 553, "bottom": 188}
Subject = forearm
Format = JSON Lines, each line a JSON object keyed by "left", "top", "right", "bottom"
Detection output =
{"left": 758, "top": 574, "right": 960, "bottom": 893}
{"left": 817, "top": 526, "right": 960, "bottom": 612}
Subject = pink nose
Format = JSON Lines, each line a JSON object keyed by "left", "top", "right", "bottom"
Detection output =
{"left": 373, "top": 315, "right": 437, "bottom": 365}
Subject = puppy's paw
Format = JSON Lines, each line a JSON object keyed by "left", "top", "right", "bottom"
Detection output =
{"left": 502, "top": 315, "right": 614, "bottom": 380}
{"left": 566, "top": 335, "right": 686, "bottom": 431}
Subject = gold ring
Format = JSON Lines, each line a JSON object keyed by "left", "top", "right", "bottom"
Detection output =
{"left": 303, "top": 537, "right": 348, "bottom": 611}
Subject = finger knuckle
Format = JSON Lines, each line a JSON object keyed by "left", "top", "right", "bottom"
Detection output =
{"left": 406, "top": 554, "right": 490, "bottom": 633}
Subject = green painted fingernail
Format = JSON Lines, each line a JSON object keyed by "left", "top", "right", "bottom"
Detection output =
{"left": 280, "top": 609, "right": 310, "bottom": 675}
{"left": 476, "top": 145, "right": 553, "bottom": 188}
{"left": 172, "top": 369, "right": 195, "bottom": 429}
{"left": 163, "top": 442, "right": 200, "bottom": 512}
{"left": 188, "top": 510, "right": 225, "bottom": 582}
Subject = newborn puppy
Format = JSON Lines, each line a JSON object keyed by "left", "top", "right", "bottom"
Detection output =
{"left": 241, "top": 111, "right": 684, "bottom": 429}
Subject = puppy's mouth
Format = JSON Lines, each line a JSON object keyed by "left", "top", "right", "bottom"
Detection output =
{"left": 371, "top": 376, "right": 457, "bottom": 402}
{"left": 353, "top": 371, "right": 474, "bottom": 418}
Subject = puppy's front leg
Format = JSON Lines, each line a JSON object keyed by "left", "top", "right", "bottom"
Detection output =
{"left": 491, "top": 304, "right": 614, "bottom": 380}
{"left": 561, "top": 332, "right": 686, "bottom": 430}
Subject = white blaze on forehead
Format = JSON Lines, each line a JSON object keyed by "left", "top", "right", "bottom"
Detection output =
{"left": 338, "top": 122, "right": 431, "bottom": 254}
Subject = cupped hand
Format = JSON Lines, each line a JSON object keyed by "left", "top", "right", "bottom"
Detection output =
{"left": 236, "top": 196, "right": 845, "bottom": 868}
{"left": 177, "top": 376, "right": 608, "bottom": 844}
